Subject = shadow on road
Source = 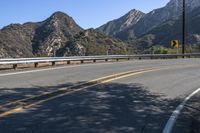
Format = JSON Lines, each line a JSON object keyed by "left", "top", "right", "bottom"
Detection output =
{"left": 0, "top": 82, "right": 182, "bottom": 133}
{"left": 0, "top": 83, "right": 75, "bottom": 105}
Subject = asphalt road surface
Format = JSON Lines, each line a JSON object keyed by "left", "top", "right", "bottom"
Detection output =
{"left": 0, "top": 59, "right": 200, "bottom": 133}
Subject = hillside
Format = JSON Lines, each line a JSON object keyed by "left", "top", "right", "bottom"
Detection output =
{"left": 0, "top": 12, "right": 131, "bottom": 58}
{"left": 133, "top": 6, "right": 200, "bottom": 51}
{"left": 97, "top": 0, "right": 200, "bottom": 53}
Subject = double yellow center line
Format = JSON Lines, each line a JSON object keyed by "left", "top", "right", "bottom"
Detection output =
{"left": 0, "top": 65, "right": 195, "bottom": 117}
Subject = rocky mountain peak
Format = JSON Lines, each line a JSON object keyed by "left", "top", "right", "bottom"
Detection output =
{"left": 122, "top": 9, "right": 145, "bottom": 28}
{"left": 128, "top": 9, "right": 142, "bottom": 15}
{"left": 96, "top": 9, "right": 145, "bottom": 36}
{"left": 50, "top": 11, "right": 70, "bottom": 18}
{"left": 30, "top": 11, "right": 83, "bottom": 56}
{"left": 44, "top": 11, "right": 81, "bottom": 30}
{"left": 49, "top": 11, "right": 72, "bottom": 23}
{"left": 128, "top": 9, "right": 140, "bottom": 15}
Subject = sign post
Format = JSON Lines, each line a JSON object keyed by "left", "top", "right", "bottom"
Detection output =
{"left": 182, "top": 0, "right": 186, "bottom": 57}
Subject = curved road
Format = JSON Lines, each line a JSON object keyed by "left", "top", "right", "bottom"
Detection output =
{"left": 0, "top": 59, "right": 200, "bottom": 133}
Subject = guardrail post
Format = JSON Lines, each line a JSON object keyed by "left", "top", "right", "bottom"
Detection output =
{"left": 13, "top": 64, "right": 18, "bottom": 69}
{"left": 105, "top": 59, "right": 108, "bottom": 62}
{"left": 116, "top": 59, "right": 119, "bottom": 61}
{"left": 139, "top": 57, "right": 141, "bottom": 60}
{"left": 81, "top": 60, "right": 84, "bottom": 64}
{"left": 93, "top": 59, "right": 96, "bottom": 63}
{"left": 128, "top": 58, "right": 130, "bottom": 60}
{"left": 52, "top": 61, "right": 56, "bottom": 66}
{"left": 67, "top": 61, "right": 70, "bottom": 64}
{"left": 34, "top": 62, "right": 39, "bottom": 68}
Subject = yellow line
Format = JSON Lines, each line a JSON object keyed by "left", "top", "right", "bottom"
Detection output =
{"left": 0, "top": 64, "right": 198, "bottom": 117}
{"left": 0, "top": 64, "right": 194, "bottom": 108}
{"left": 0, "top": 68, "right": 159, "bottom": 117}
{"left": 1, "top": 63, "right": 119, "bottom": 106}
{"left": 0, "top": 68, "right": 154, "bottom": 108}
{"left": 12, "top": 69, "right": 157, "bottom": 109}
{"left": 0, "top": 107, "right": 24, "bottom": 117}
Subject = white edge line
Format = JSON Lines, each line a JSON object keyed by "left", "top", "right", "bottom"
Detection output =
{"left": 0, "top": 62, "right": 113, "bottom": 77}
{"left": 163, "top": 88, "right": 200, "bottom": 133}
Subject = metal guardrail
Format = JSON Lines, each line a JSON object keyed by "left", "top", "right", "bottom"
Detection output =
{"left": 0, "top": 53, "right": 200, "bottom": 69}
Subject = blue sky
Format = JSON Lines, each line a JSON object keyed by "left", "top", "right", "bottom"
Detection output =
{"left": 0, "top": 0, "right": 170, "bottom": 29}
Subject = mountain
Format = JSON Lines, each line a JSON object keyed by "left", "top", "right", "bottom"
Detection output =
{"left": 98, "top": 0, "right": 200, "bottom": 41}
{"left": 0, "top": 23, "right": 38, "bottom": 58}
{"left": 31, "top": 11, "right": 83, "bottom": 56}
{"left": 0, "top": 11, "right": 82, "bottom": 58}
{"left": 57, "top": 29, "right": 132, "bottom": 56}
{"left": 96, "top": 0, "right": 200, "bottom": 53}
{"left": 124, "top": 0, "right": 200, "bottom": 38}
{"left": 97, "top": 9, "right": 145, "bottom": 37}
{"left": 135, "top": 6, "right": 200, "bottom": 49}
{"left": 0, "top": 11, "right": 131, "bottom": 58}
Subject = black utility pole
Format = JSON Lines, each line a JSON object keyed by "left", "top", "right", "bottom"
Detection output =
{"left": 182, "top": 0, "right": 186, "bottom": 55}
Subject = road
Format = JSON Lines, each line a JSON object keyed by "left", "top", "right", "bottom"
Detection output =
{"left": 0, "top": 59, "right": 200, "bottom": 133}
